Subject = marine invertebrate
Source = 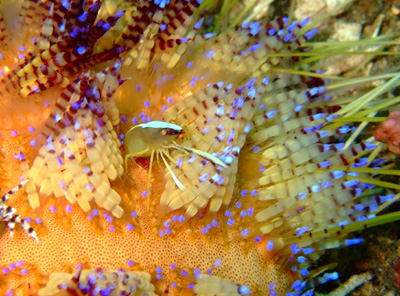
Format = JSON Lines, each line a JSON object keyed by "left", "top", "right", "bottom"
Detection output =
{"left": 0, "top": 0, "right": 400, "bottom": 296}
{"left": 124, "top": 120, "right": 227, "bottom": 195}
{"left": 374, "top": 110, "right": 400, "bottom": 155}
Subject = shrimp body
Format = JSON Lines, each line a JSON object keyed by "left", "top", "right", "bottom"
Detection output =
{"left": 124, "top": 121, "right": 226, "bottom": 200}
{"left": 125, "top": 121, "right": 183, "bottom": 156}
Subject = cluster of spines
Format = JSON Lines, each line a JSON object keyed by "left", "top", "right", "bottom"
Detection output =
{"left": 37, "top": 265, "right": 157, "bottom": 296}
{"left": 22, "top": 61, "right": 126, "bottom": 219}
{"left": 0, "top": 0, "right": 125, "bottom": 98}
{"left": 0, "top": 180, "right": 38, "bottom": 243}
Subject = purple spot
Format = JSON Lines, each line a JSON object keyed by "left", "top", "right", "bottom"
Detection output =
{"left": 21, "top": 269, "right": 28, "bottom": 275}
{"left": 109, "top": 226, "right": 115, "bottom": 232}
{"left": 267, "top": 240, "right": 274, "bottom": 251}
{"left": 127, "top": 224, "right": 134, "bottom": 231}
{"left": 49, "top": 205, "right": 56, "bottom": 213}
{"left": 127, "top": 260, "right": 134, "bottom": 266}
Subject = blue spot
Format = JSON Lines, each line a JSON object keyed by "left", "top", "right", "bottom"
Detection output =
{"left": 305, "top": 28, "right": 318, "bottom": 40}
{"left": 109, "top": 226, "right": 115, "bottom": 232}
{"left": 292, "top": 280, "right": 302, "bottom": 290}
{"left": 214, "top": 259, "right": 221, "bottom": 268}
{"left": 297, "top": 256, "right": 306, "bottom": 263}
{"left": 127, "top": 260, "right": 134, "bottom": 266}
{"left": 240, "top": 210, "right": 246, "bottom": 218}
{"left": 250, "top": 190, "right": 258, "bottom": 196}
{"left": 300, "top": 17, "right": 310, "bottom": 27}
{"left": 241, "top": 229, "right": 250, "bottom": 236}
{"left": 159, "top": 230, "right": 165, "bottom": 237}
{"left": 239, "top": 285, "right": 251, "bottom": 295}
{"left": 249, "top": 43, "right": 262, "bottom": 52}
{"left": 268, "top": 27, "right": 277, "bottom": 35}
{"left": 206, "top": 50, "right": 216, "bottom": 58}
{"left": 345, "top": 238, "right": 363, "bottom": 246}
{"left": 225, "top": 210, "right": 231, "bottom": 217}
{"left": 187, "top": 61, "right": 193, "bottom": 68}
{"left": 76, "top": 46, "right": 86, "bottom": 55}
{"left": 61, "top": 0, "right": 70, "bottom": 9}
{"left": 254, "top": 236, "right": 262, "bottom": 243}
{"left": 244, "top": 124, "right": 251, "bottom": 134}
{"left": 100, "top": 288, "right": 111, "bottom": 296}
{"left": 178, "top": 215, "right": 185, "bottom": 223}
{"left": 283, "top": 32, "right": 293, "bottom": 43}
{"left": 199, "top": 174, "right": 208, "bottom": 182}
{"left": 333, "top": 170, "right": 345, "bottom": 179}
{"left": 267, "top": 240, "right": 274, "bottom": 251}
{"left": 170, "top": 264, "right": 176, "bottom": 270}
{"left": 131, "top": 211, "right": 137, "bottom": 218}
{"left": 300, "top": 269, "right": 309, "bottom": 276}
{"left": 235, "top": 201, "right": 242, "bottom": 208}
{"left": 303, "top": 248, "right": 314, "bottom": 255}
{"left": 156, "top": 267, "right": 162, "bottom": 273}
{"left": 227, "top": 218, "right": 234, "bottom": 226}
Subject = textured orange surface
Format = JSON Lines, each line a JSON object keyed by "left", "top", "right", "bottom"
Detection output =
{"left": 0, "top": 150, "right": 292, "bottom": 295}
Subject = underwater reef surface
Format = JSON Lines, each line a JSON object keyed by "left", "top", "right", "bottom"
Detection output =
{"left": 1, "top": 0, "right": 400, "bottom": 295}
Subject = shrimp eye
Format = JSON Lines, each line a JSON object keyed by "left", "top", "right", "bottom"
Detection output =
{"left": 163, "top": 128, "right": 182, "bottom": 136}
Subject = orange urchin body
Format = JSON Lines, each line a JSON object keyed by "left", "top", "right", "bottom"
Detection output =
{"left": 1, "top": 1, "right": 398, "bottom": 296}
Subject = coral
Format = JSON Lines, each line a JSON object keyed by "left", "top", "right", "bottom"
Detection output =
{"left": 0, "top": 0, "right": 400, "bottom": 296}
{"left": 374, "top": 111, "right": 400, "bottom": 155}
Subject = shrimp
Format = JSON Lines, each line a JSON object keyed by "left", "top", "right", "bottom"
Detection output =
{"left": 124, "top": 121, "right": 227, "bottom": 205}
